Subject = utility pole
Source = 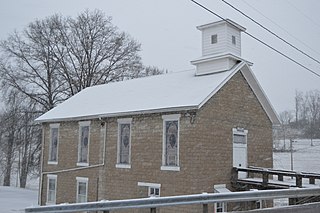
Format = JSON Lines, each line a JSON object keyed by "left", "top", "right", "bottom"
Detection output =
{"left": 290, "top": 139, "right": 294, "bottom": 172}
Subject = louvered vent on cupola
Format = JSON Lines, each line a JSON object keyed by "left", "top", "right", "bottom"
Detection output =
{"left": 191, "top": 19, "right": 248, "bottom": 75}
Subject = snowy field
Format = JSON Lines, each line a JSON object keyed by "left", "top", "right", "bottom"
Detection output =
{"left": 273, "top": 139, "right": 320, "bottom": 173}
{"left": 273, "top": 139, "right": 320, "bottom": 207}
{"left": 1, "top": 139, "right": 319, "bottom": 212}
{"left": 0, "top": 186, "right": 38, "bottom": 212}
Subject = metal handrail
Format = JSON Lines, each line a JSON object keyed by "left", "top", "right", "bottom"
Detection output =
{"left": 25, "top": 188, "right": 320, "bottom": 213}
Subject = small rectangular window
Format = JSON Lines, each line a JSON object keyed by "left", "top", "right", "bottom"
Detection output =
{"left": 78, "top": 121, "right": 90, "bottom": 166}
{"left": 116, "top": 118, "right": 132, "bottom": 168}
{"left": 211, "top": 34, "right": 218, "bottom": 44}
{"left": 49, "top": 124, "right": 59, "bottom": 163}
{"left": 76, "top": 177, "right": 88, "bottom": 203}
{"left": 232, "top": 35, "right": 236, "bottom": 45}
{"left": 46, "top": 175, "right": 57, "bottom": 204}
{"left": 149, "top": 187, "right": 160, "bottom": 197}
{"left": 215, "top": 202, "right": 225, "bottom": 212}
{"left": 233, "top": 134, "right": 246, "bottom": 144}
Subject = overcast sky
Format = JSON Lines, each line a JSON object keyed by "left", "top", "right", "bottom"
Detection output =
{"left": 0, "top": 0, "right": 319, "bottom": 113}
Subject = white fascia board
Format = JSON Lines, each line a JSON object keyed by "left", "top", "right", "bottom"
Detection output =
{"left": 196, "top": 19, "right": 246, "bottom": 32}
{"left": 198, "top": 61, "right": 246, "bottom": 109}
{"left": 240, "top": 65, "right": 281, "bottom": 126}
{"left": 197, "top": 61, "right": 280, "bottom": 126}
{"left": 191, "top": 53, "right": 253, "bottom": 66}
{"left": 35, "top": 106, "right": 198, "bottom": 124}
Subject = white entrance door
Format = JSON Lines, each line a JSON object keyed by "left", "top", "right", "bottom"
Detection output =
{"left": 232, "top": 128, "right": 248, "bottom": 179}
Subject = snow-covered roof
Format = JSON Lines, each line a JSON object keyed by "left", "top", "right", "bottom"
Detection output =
{"left": 35, "top": 61, "right": 280, "bottom": 125}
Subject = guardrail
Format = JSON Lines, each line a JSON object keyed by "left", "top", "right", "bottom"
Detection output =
{"left": 25, "top": 188, "right": 320, "bottom": 213}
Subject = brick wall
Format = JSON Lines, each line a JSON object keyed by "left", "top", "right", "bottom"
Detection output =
{"left": 40, "top": 70, "right": 273, "bottom": 212}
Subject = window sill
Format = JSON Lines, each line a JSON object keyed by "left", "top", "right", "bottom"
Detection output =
{"left": 46, "top": 202, "right": 56, "bottom": 206}
{"left": 47, "top": 161, "right": 58, "bottom": 165}
{"left": 77, "top": 162, "right": 89, "bottom": 167}
{"left": 161, "top": 166, "right": 180, "bottom": 171}
{"left": 116, "top": 164, "right": 131, "bottom": 169}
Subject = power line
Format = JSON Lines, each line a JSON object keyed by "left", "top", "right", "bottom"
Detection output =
{"left": 221, "top": 0, "right": 320, "bottom": 66}
{"left": 241, "top": 0, "right": 320, "bottom": 57}
{"left": 285, "top": 0, "right": 320, "bottom": 31}
{"left": 190, "top": 0, "right": 320, "bottom": 78}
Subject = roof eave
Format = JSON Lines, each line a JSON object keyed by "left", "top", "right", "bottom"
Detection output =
{"left": 191, "top": 53, "right": 253, "bottom": 66}
{"left": 197, "top": 61, "right": 280, "bottom": 126}
{"left": 35, "top": 106, "right": 198, "bottom": 123}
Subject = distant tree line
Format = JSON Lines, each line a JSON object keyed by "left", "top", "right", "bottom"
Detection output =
{"left": 0, "top": 10, "right": 164, "bottom": 187}
{"left": 275, "top": 89, "right": 320, "bottom": 149}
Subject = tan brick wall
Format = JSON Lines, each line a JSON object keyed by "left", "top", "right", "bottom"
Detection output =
{"left": 41, "top": 120, "right": 104, "bottom": 205}
{"left": 40, "top": 70, "right": 273, "bottom": 212}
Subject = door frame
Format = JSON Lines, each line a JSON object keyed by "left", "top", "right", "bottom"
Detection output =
{"left": 232, "top": 128, "right": 248, "bottom": 178}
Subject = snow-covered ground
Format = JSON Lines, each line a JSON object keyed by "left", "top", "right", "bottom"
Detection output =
{"left": 273, "top": 139, "right": 320, "bottom": 173}
{"left": 0, "top": 186, "right": 38, "bottom": 212}
{"left": 1, "top": 139, "right": 319, "bottom": 212}
{"left": 273, "top": 139, "right": 320, "bottom": 207}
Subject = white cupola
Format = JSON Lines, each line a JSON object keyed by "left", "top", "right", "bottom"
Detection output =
{"left": 191, "top": 19, "right": 250, "bottom": 75}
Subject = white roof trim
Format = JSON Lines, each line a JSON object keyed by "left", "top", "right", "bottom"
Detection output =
{"left": 240, "top": 65, "right": 281, "bottom": 126}
{"left": 198, "top": 61, "right": 245, "bottom": 109}
{"left": 198, "top": 61, "right": 280, "bottom": 125}
{"left": 36, "top": 106, "right": 197, "bottom": 123}
{"left": 197, "top": 19, "right": 246, "bottom": 32}
{"left": 191, "top": 53, "right": 253, "bottom": 66}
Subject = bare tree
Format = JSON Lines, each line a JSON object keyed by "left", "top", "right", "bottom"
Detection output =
{"left": 0, "top": 10, "right": 165, "bottom": 186}
{"left": 0, "top": 92, "right": 41, "bottom": 187}
{"left": 294, "top": 90, "right": 320, "bottom": 145}
{"left": 0, "top": 9, "right": 144, "bottom": 111}
{"left": 17, "top": 104, "right": 41, "bottom": 188}
{"left": 0, "top": 91, "right": 21, "bottom": 186}
{"left": 295, "top": 90, "right": 303, "bottom": 128}
{"left": 305, "top": 90, "right": 320, "bottom": 146}
{"left": 138, "top": 65, "right": 165, "bottom": 77}
{"left": 279, "top": 110, "right": 294, "bottom": 150}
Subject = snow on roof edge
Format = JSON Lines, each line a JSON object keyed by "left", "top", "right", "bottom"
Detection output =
{"left": 35, "top": 105, "right": 198, "bottom": 123}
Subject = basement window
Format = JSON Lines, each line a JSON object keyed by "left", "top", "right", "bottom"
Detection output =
{"left": 149, "top": 187, "right": 160, "bottom": 197}
{"left": 138, "top": 182, "right": 161, "bottom": 198}
{"left": 211, "top": 34, "right": 218, "bottom": 44}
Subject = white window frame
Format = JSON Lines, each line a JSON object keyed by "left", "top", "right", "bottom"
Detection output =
{"left": 161, "top": 114, "right": 180, "bottom": 171}
{"left": 46, "top": 174, "right": 57, "bottom": 205}
{"left": 76, "top": 177, "right": 88, "bottom": 203}
{"left": 214, "top": 202, "right": 226, "bottom": 212}
{"left": 48, "top": 123, "right": 60, "bottom": 165}
{"left": 137, "top": 182, "right": 161, "bottom": 197}
{"left": 77, "top": 121, "right": 91, "bottom": 167}
{"left": 211, "top": 34, "right": 218, "bottom": 44}
{"left": 149, "top": 186, "right": 160, "bottom": 197}
{"left": 116, "top": 118, "right": 132, "bottom": 169}
{"left": 232, "top": 128, "right": 248, "bottom": 144}
{"left": 213, "top": 184, "right": 230, "bottom": 212}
